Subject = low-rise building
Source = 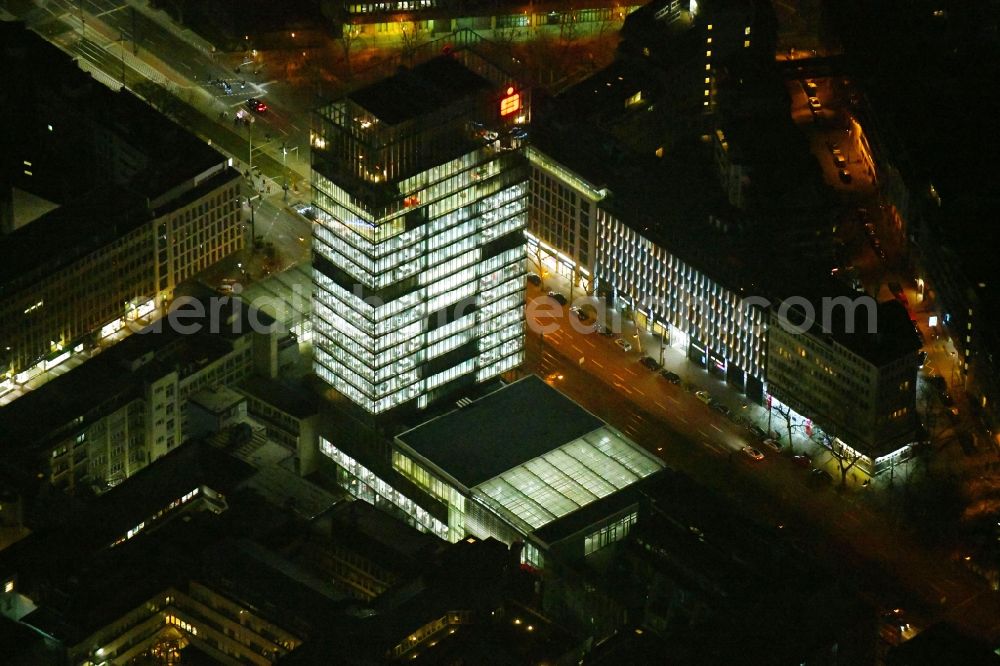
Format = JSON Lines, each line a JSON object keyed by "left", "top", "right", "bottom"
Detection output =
{"left": 237, "top": 376, "right": 323, "bottom": 475}
{"left": 320, "top": 375, "right": 664, "bottom": 568}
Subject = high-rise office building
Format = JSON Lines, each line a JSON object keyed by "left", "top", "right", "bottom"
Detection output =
{"left": 310, "top": 50, "right": 528, "bottom": 414}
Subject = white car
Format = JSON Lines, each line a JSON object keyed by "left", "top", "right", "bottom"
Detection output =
{"left": 742, "top": 446, "right": 765, "bottom": 461}
{"left": 614, "top": 338, "right": 633, "bottom": 352}
{"left": 695, "top": 390, "right": 712, "bottom": 404}
{"left": 807, "top": 96, "right": 822, "bottom": 111}
{"left": 762, "top": 438, "right": 782, "bottom": 453}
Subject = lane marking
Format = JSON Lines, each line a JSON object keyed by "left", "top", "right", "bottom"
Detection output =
{"left": 633, "top": 387, "right": 646, "bottom": 397}
{"left": 612, "top": 374, "right": 626, "bottom": 382}
{"left": 591, "top": 360, "right": 603, "bottom": 368}
{"left": 703, "top": 440, "right": 727, "bottom": 455}
{"left": 654, "top": 401, "right": 666, "bottom": 410}
{"left": 676, "top": 414, "right": 688, "bottom": 424}
{"left": 710, "top": 424, "right": 723, "bottom": 433}
{"left": 666, "top": 394, "right": 680, "bottom": 405}
{"left": 624, "top": 366, "right": 638, "bottom": 376}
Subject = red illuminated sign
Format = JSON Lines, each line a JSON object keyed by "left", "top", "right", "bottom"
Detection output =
{"left": 500, "top": 86, "right": 521, "bottom": 117}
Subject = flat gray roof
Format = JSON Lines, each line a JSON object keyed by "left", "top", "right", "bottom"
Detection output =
{"left": 395, "top": 375, "right": 604, "bottom": 488}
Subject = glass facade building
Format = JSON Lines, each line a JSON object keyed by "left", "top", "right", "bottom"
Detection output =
{"left": 596, "top": 208, "right": 768, "bottom": 397}
{"left": 310, "top": 53, "right": 528, "bottom": 414}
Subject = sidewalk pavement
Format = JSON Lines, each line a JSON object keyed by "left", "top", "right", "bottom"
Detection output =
{"left": 538, "top": 269, "right": 890, "bottom": 494}
{"left": 125, "top": 0, "right": 218, "bottom": 56}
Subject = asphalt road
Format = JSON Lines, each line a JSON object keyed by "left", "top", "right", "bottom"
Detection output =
{"left": 524, "top": 288, "right": 1000, "bottom": 642}
{"left": 16, "top": 0, "right": 311, "bottom": 182}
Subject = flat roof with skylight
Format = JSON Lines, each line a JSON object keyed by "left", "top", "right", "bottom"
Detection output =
{"left": 393, "top": 376, "right": 664, "bottom": 555}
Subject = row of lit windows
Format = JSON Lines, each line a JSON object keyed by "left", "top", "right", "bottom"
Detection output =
{"left": 584, "top": 511, "right": 637, "bottom": 556}
{"left": 320, "top": 437, "right": 449, "bottom": 538}
{"left": 596, "top": 212, "right": 764, "bottom": 376}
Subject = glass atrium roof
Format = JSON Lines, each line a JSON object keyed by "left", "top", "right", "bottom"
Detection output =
{"left": 472, "top": 426, "right": 663, "bottom": 533}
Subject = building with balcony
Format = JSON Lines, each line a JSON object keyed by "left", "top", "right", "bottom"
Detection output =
{"left": 310, "top": 49, "right": 528, "bottom": 415}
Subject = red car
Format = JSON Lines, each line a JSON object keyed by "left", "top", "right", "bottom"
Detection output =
{"left": 246, "top": 98, "right": 268, "bottom": 113}
{"left": 791, "top": 454, "right": 811, "bottom": 468}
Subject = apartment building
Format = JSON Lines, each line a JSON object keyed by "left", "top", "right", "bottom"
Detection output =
{"left": 310, "top": 49, "right": 528, "bottom": 415}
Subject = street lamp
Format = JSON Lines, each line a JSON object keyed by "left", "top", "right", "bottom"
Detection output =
{"left": 281, "top": 143, "right": 300, "bottom": 201}
{"left": 245, "top": 193, "right": 260, "bottom": 248}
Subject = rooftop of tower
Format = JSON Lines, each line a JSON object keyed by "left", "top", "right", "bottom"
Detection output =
{"left": 349, "top": 55, "right": 494, "bottom": 126}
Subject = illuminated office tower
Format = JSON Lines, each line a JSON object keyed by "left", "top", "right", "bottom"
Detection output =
{"left": 310, "top": 51, "right": 529, "bottom": 414}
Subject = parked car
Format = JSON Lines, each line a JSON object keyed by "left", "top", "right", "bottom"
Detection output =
{"left": 615, "top": 338, "right": 633, "bottom": 352}
{"left": 807, "top": 96, "right": 822, "bottom": 111}
{"left": 741, "top": 446, "right": 765, "bottom": 461}
{"left": 526, "top": 273, "right": 542, "bottom": 286}
{"left": 749, "top": 424, "right": 767, "bottom": 439}
{"left": 660, "top": 370, "right": 681, "bottom": 384}
{"left": 809, "top": 468, "right": 834, "bottom": 484}
{"left": 792, "top": 454, "right": 811, "bottom": 468}
{"left": 695, "top": 390, "right": 712, "bottom": 405}
{"left": 710, "top": 401, "right": 731, "bottom": 416}
{"left": 831, "top": 149, "right": 847, "bottom": 168}
{"left": 640, "top": 356, "right": 661, "bottom": 370}
{"left": 762, "top": 438, "right": 782, "bottom": 453}
{"left": 569, "top": 306, "right": 590, "bottom": 322}
{"left": 804, "top": 80, "right": 818, "bottom": 95}
{"left": 838, "top": 168, "right": 852, "bottom": 183}
{"left": 547, "top": 291, "right": 568, "bottom": 306}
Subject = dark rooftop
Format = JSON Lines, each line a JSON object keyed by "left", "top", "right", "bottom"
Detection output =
{"left": 887, "top": 622, "right": 1000, "bottom": 666}
{"left": 349, "top": 55, "right": 493, "bottom": 125}
{"left": 776, "top": 292, "right": 921, "bottom": 366}
{"left": 238, "top": 375, "right": 322, "bottom": 420}
{"left": 396, "top": 375, "right": 604, "bottom": 488}
{"left": 0, "top": 186, "right": 149, "bottom": 292}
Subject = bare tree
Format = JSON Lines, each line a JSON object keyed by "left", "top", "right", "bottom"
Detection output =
{"left": 399, "top": 22, "right": 421, "bottom": 63}
{"left": 558, "top": 10, "right": 580, "bottom": 44}
{"left": 826, "top": 436, "right": 864, "bottom": 486}
{"left": 340, "top": 25, "right": 362, "bottom": 79}
{"left": 770, "top": 405, "right": 798, "bottom": 455}
{"left": 493, "top": 25, "right": 520, "bottom": 49}
{"left": 528, "top": 245, "right": 547, "bottom": 286}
